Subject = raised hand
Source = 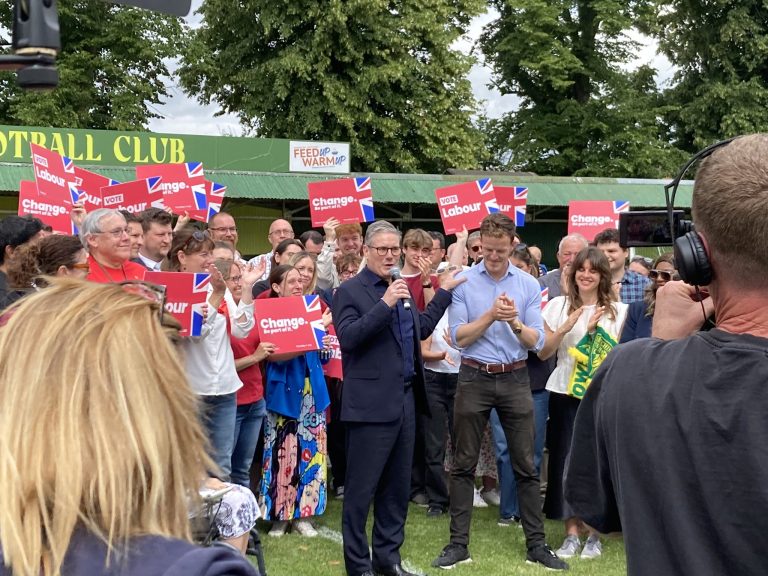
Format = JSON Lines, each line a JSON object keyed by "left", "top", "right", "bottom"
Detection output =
{"left": 323, "top": 217, "right": 340, "bottom": 242}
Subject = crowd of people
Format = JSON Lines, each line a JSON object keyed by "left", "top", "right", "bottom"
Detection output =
{"left": 5, "top": 130, "right": 758, "bottom": 576}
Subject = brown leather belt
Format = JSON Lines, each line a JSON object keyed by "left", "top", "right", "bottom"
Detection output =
{"left": 462, "top": 358, "right": 526, "bottom": 374}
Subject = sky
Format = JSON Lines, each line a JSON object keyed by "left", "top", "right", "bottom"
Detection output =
{"left": 147, "top": 5, "right": 672, "bottom": 137}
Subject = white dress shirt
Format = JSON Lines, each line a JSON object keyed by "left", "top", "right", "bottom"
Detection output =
{"left": 179, "top": 287, "right": 255, "bottom": 396}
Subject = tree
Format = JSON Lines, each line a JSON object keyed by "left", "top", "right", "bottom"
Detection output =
{"left": 654, "top": 0, "right": 768, "bottom": 151}
{"left": 479, "top": 0, "right": 685, "bottom": 177}
{"left": 179, "top": 0, "right": 486, "bottom": 173}
{"left": 0, "top": 1, "right": 185, "bottom": 130}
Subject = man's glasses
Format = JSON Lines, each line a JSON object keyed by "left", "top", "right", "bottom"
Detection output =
{"left": 649, "top": 269, "right": 673, "bottom": 281}
{"left": 179, "top": 230, "right": 209, "bottom": 253}
{"left": 406, "top": 246, "right": 432, "bottom": 256}
{"left": 118, "top": 281, "right": 167, "bottom": 323}
{"left": 208, "top": 226, "right": 237, "bottom": 234}
{"left": 470, "top": 245, "right": 481, "bottom": 253}
{"left": 98, "top": 227, "right": 129, "bottom": 238}
{"left": 370, "top": 246, "right": 402, "bottom": 256}
{"left": 268, "top": 228, "right": 294, "bottom": 237}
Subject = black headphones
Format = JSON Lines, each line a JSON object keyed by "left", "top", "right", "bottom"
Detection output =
{"left": 664, "top": 137, "right": 737, "bottom": 286}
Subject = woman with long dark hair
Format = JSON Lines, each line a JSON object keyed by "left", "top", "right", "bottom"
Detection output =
{"left": 621, "top": 253, "right": 677, "bottom": 342}
{"left": 538, "top": 246, "right": 628, "bottom": 561}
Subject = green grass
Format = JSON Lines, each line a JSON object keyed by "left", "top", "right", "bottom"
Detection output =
{"left": 252, "top": 499, "right": 626, "bottom": 575}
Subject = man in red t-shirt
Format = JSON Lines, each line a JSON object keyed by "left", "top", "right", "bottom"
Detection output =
{"left": 81, "top": 209, "right": 146, "bottom": 283}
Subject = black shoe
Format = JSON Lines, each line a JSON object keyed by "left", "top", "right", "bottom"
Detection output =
{"left": 373, "top": 563, "right": 419, "bottom": 576}
{"left": 432, "top": 543, "right": 472, "bottom": 569}
{"left": 427, "top": 505, "right": 445, "bottom": 517}
{"left": 410, "top": 492, "right": 429, "bottom": 507}
{"left": 526, "top": 544, "right": 569, "bottom": 571}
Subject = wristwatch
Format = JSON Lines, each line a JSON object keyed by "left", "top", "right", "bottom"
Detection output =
{"left": 512, "top": 321, "right": 523, "bottom": 334}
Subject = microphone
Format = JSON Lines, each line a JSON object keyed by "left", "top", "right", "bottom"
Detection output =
{"left": 388, "top": 266, "right": 411, "bottom": 310}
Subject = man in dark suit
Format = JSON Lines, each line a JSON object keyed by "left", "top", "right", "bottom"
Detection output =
{"left": 333, "top": 220, "right": 465, "bottom": 576}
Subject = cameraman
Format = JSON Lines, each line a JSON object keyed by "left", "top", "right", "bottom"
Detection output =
{"left": 565, "top": 134, "right": 768, "bottom": 576}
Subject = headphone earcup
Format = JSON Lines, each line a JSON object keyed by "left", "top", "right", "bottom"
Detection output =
{"left": 674, "top": 232, "right": 712, "bottom": 286}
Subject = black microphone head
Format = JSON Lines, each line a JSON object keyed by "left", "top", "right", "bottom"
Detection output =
{"left": 389, "top": 266, "right": 402, "bottom": 280}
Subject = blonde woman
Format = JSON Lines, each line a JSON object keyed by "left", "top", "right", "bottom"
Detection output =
{"left": 0, "top": 280, "right": 256, "bottom": 576}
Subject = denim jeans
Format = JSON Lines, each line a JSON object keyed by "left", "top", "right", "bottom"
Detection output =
{"left": 492, "top": 389, "right": 550, "bottom": 519}
{"left": 231, "top": 398, "right": 267, "bottom": 489}
{"left": 200, "top": 392, "right": 237, "bottom": 480}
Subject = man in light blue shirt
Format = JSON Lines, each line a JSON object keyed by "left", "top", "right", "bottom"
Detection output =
{"left": 432, "top": 213, "right": 567, "bottom": 572}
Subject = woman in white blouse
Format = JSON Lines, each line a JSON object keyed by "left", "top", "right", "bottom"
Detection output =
{"left": 538, "top": 246, "right": 628, "bottom": 562}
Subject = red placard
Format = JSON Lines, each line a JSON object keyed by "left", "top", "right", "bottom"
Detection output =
{"left": 253, "top": 294, "right": 326, "bottom": 353}
{"left": 568, "top": 201, "right": 630, "bottom": 242}
{"left": 435, "top": 178, "right": 499, "bottom": 235}
{"left": 322, "top": 325, "right": 343, "bottom": 380}
{"left": 495, "top": 186, "right": 528, "bottom": 228}
{"left": 205, "top": 180, "right": 227, "bottom": 223}
{"left": 30, "top": 143, "right": 76, "bottom": 204}
{"left": 307, "top": 177, "right": 374, "bottom": 226}
{"left": 72, "top": 166, "right": 120, "bottom": 212}
{"left": 136, "top": 162, "right": 207, "bottom": 215}
{"left": 144, "top": 271, "right": 210, "bottom": 337}
{"left": 101, "top": 177, "right": 166, "bottom": 215}
{"left": 18, "top": 180, "right": 75, "bottom": 234}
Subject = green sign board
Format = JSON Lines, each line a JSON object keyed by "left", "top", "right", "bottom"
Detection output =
{"left": 0, "top": 125, "right": 292, "bottom": 172}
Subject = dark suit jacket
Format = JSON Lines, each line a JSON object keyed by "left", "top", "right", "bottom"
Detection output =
{"left": 333, "top": 269, "right": 452, "bottom": 423}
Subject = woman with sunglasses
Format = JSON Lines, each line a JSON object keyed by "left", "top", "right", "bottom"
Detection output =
{"left": 1, "top": 235, "right": 89, "bottom": 308}
{"left": 163, "top": 227, "right": 262, "bottom": 483}
{"left": 261, "top": 265, "right": 331, "bottom": 538}
{"left": 0, "top": 280, "right": 257, "bottom": 576}
{"left": 509, "top": 243, "right": 540, "bottom": 278}
{"left": 538, "top": 246, "right": 628, "bottom": 561}
{"left": 621, "top": 253, "right": 677, "bottom": 342}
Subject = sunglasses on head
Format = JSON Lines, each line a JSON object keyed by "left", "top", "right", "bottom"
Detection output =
{"left": 179, "top": 230, "right": 209, "bottom": 253}
{"left": 470, "top": 245, "right": 481, "bottom": 252}
{"left": 119, "top": 281, "right": 167, "bottom": 323}
{"left": 649, "top": 269, "right": 673, "bottom": 281}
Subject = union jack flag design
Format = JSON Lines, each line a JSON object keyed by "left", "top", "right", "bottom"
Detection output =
{"left": 484, "top": 198, "right": 500, "bottom": 214}
{"left": 305, "top": 294, "right": 326, "bottom": 350}
{"left": 189, "top": 273, "right": 211, "bottom": 337}
{"left": 613, "top": 200, "right": 630, "bottom": 214}
{"left": 206, "top": 181, "right": 227, "bottom": 222}
{"left": 540, "top": 286, "right": 549, "bottom": 309}
{"left": 62, "top": 156, "right": 75, "bottom": 174}
{"left": 354, "top": 177, "right": 375, "bottom": 222}
{"left": 476, "top": 178, "right": 494, "bottom": 196}
{"left": 514, "top": 187, "right": 528, "bottom": 227}
{"left": 186, "top": 162, "right": 204, "bottom": 179}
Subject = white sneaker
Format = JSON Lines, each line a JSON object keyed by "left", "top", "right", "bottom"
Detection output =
{"left": 555, "top": 535, "right": 581, "bottom": 558}
{"left": 268, "top": 520, "right": 289, "bottom": 537}
{"left": 480, "top": 488, "right": 501, "bottom": 506}
{"left": 580, "top": 534, "right": 602, "bottom": 559}
{"left": 472, "top": 487, "right": 489, "bottom": 508}
{"left": 292, "top": 519, "right": 318, "bottom": 537}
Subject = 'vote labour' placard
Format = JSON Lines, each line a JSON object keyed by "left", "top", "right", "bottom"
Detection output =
{"left": 30, "top": 143, "right": 77, "bottom": 204}
{"left": 254, "top": 294, "right": 326, "bottom": 353}
{"left": 101, "top": 177, "right": 166, "bottom": 215}
{"left": 307, "top": 177, "right": 375, "bottom": 227}
{"left": 18, "top": 180, "right": 75, "bottom": 234}
{"left": 568, "top": 200, "right": 630, "bottom": 242}
{"left": 145, "top": 271, "right": 210, "bottom": 337}
{"left": 495, "top": 186, "right": 528, "bottom": 227}
{"left": 136, "top": 162, "right": 207, "bottom": 214}
{"left": 72, "top": 166, "right": 119, "bottom": 212}
{"left": 435, "top": 178, "right": 499, "bottom": 235}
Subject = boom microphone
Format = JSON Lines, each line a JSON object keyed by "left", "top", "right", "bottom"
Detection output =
{"left": 388, "top": 266, "right": 411, "bottom": 310}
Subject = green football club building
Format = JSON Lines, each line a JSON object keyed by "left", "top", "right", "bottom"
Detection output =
{"left": 0, "top": 124, "right": 691, "bottom": 263}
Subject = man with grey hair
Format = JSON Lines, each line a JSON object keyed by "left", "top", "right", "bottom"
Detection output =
{"left": 539, "top": 233, "right": 588, "bottom": 299}
{"left": 333, "top": 220, "right": 465, "bottom": 576}
{"left": 81, "top": 209, "right": 146, "bottom": 283}
{"left": 466, "top": 230, "right": 482, "bottom": 265}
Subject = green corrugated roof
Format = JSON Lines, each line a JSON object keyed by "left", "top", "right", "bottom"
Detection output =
{"left": 0, "top": 163, "right": 692, "bottom": 207}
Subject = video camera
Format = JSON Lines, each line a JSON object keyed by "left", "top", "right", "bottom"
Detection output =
{"left": 0, "top": 0, "right": 191, "bottom": 89}
{"left": 618, "top": 139, "right": 738, "bottom": 249}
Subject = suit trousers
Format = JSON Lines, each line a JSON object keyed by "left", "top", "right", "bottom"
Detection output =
{"left": 342, "top": 388, "right": 416, "bottom": 576}
{"left": 449, "top": 364, "right": 545, "bottom": 550}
